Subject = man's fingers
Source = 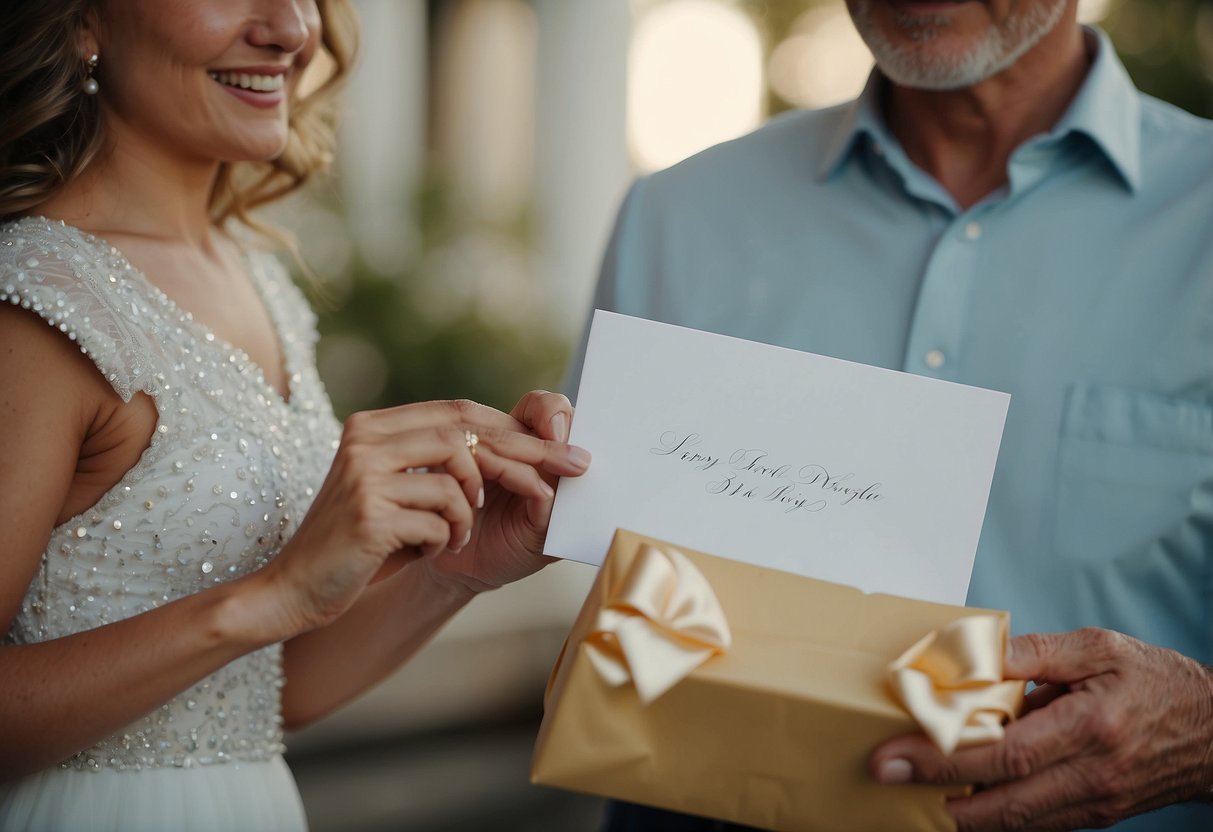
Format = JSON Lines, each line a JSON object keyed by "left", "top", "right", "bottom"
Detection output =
{"left": 874, "top": 689, "right": 1099, "bottom": 787}
{"left": 1022, "top": 682, "right": 1068, "bottom": 714}
{"left": 873, "top": 630, "right": 1213, "bottom": 831}
{"left": 948, "top": 761, "right": 1094, "bottom": 832}
{"left": 1005, "top": 629, "right": 1128, "bottom": 684}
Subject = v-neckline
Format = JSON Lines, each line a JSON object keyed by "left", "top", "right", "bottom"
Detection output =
{"left": 39, "top": 217, "right": 298, "bottom": 409}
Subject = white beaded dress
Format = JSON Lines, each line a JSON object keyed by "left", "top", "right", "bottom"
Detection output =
{"left": 0, "top": 217, "right": 343, "bottom": 831}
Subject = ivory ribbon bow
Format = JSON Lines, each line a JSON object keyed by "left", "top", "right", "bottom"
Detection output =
{"left": 584, "top": 544, "right": 732, "bottom": 706}
{"left": 889, "top": 615, "right": 1025, "bottom": 755}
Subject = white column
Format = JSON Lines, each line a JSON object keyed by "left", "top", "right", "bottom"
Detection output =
{"left": 446, "top": 1, "right": 633, "bottom": 638}
{"left": 340, "top": 0, "right": 429, "bottom": 271}
{"left": 432, "top": 0, "right": 538, "bottom": 223}
{"left": 532, "top": 0, "right": 633, "bottom": 336}
{"left": 455, "top": 0, "right": 631, "bottom": 635}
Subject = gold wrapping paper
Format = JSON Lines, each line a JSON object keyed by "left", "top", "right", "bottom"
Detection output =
{"left": 532, "top": 529, "right": 1026, "bottom": 832}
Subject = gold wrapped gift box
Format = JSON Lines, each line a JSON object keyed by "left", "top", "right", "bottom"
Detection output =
{"left": 531, "top": 529, "right": 1024, "bottom": 832}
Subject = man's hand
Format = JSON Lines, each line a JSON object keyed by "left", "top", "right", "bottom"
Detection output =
{"left": 871, "top": 628, "right": 1213, "bottom": 831}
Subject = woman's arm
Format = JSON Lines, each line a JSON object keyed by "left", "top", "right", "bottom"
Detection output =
{"left": 0, "top": 306, "right": 293, "bottom": 780}
{"left": 0, "top": 578, "right": 288, "bottom": 780}
{"left": 279, "top": 560, "right": 475, "bottom": 729}
{"left": 0, "top": 308, "right": 586, "bottom": 778}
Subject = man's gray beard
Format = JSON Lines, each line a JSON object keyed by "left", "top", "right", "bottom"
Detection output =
{"left": 849, "top": 0, "right": 1068, "bottom": 90}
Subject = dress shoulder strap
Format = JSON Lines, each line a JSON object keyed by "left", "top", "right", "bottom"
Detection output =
{"left": 0, "top": 217, "right": 163, "bottom": 403}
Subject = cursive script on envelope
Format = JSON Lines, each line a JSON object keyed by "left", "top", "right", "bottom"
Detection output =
{"left": 651, "top": 431, "right": 883, "bottom": 515}
{"left": 544, "top": 311, "right": 1011, "bottom": 606}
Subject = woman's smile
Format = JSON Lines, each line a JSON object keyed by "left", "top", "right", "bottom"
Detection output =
{"left": 208, "top": 67, "right": 289, "bottom": 109}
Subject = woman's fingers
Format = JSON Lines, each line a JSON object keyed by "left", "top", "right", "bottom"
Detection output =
{"left": 392, "top": 507, "right": 456, "bottom": 556}
{"left": 345, "top": 400, "right": 528, "bottom": 439}
{"left": 336, "top": 417, "right": 583, "bottom": 541}
{"left": 472, "top": 444, "right": 556, "bottom": 502}
{"left": 384, "top": 472, "right": 475, "bottom": 551}
{"left": 406, "top": 428, "right": 484, "bottom": 507}
{"left": 466, "top": 424, "right": 590, "bottom": 478}
{"left": 343, "top": 426, "right": 485, "bottom": 509}
{"left": 510, "top": 390, "right": 574, "bottom": 442}
{"left": 345, "top": 399, "right": 587, "bottom": 466}
{"left": 339, "top": 400, "right": 589, "bottom": 508}
{"left": 325, "top": 402, "right": 590, "bottom": 579}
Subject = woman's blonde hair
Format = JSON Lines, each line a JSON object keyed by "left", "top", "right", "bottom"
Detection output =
{"left": 0, "top": 0, "right": 359, "bottom": 228}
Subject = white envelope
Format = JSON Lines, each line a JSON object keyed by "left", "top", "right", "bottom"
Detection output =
{"left": 545, "top": 311, "right": 1010, "bottom": 606}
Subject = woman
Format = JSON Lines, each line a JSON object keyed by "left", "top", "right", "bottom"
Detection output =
{"left": 0, "top": 1, "right": 590, "bottom": 829}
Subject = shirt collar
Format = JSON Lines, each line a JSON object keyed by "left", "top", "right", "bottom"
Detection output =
{"left": 1055, "top": 27, "right": 1141, "bottom": 191}
{"left": 816, "top": 69, "right": 889, "bottom": 182}
{"left": 817, "top": 27, "right": 1142, "bottom": 193}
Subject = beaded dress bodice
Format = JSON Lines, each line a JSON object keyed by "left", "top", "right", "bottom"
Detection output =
{"left": 0, "top": 217, "right": 342, "bottom": 771}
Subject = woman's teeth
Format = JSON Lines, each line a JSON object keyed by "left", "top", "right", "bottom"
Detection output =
{"left": 208, "top": 71, "right": 285, "bottom": 92}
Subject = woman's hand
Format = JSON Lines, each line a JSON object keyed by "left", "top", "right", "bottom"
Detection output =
{"left": 259, "top": 398, "right": 589, "bottom": 635}
{"left": 420, "top": 391, "right": 590, "bottom": 594}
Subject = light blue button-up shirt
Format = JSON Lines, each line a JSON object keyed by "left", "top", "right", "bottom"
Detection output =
{"left": 572, "top": 29, "right": 1213, "bottom": 831}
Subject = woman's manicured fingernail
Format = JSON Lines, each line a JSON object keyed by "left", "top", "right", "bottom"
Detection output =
{"left": 877, "top": 759, "right": 913, "bottom": 785}
{"left": 541, "top": 481, "right": 555, "bottom": 500}
{"left": 476, "top": 487, "right": 485, "bottom": 509}
{"left": 451, "top": 530, "right": 472, "bottom": 552}
{"left": 551, "top": 412, "right": 570, "bottom": 443}
{"left": 567, "top": 446, "right": 591, "bottom": 469}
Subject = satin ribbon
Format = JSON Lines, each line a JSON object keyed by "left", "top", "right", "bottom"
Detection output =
{"left": 889, "top": 615, "right": 1024, "bottom": 755}
{"left": 584, "top": 544, "right": 732, "bottom": 705}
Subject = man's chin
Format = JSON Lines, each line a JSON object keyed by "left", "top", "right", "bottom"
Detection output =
{"left": 877, "top": 45, "right": 1004, "bottom": 89}
{"left": 856, "top": 22, "right": 1006, "bottom": 91}
{"left": 852, "top": 0, "right": 1070, "bottom": 90}
{"left": 887, "top": 0, "right": 981, "bottom": 15}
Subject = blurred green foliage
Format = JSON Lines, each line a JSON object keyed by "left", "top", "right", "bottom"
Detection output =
{"left": 314, "top": 272, "right": 568, "bottom": 419}
{"left": 310, "top": 171, "right": 569, "bottom": 419}
{"left": 1102, "top": 0, "right": 1213, "bottom": 118}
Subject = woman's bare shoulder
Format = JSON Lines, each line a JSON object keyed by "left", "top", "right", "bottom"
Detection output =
{"left": 0, "top": 302, "right": 156, "bottom": 528}
{"left": 0, "top": 301, "right": 103, "bottom": 428}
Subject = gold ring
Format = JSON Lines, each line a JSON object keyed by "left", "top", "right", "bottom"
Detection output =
{"left": 465, "top": 430, "right": 479, "bottom": 458}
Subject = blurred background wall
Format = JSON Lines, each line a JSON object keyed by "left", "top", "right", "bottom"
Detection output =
{"left": 281, "top": 1, "right": 1213, "bottom": 829}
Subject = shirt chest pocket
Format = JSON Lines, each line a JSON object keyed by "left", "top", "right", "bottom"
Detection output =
{"left": 1052, "top": 384, "right": 1213, "bottom": 564}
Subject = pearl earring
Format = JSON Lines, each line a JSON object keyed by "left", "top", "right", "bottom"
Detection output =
{"left": 82, "top": 54, "right": 99, "bottom": 95}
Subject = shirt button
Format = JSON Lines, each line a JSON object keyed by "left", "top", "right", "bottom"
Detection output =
{"left": 924, "top": 350, "right": 946, "bottom": 369}
{"left": 964, "top": 221, "right": 982, "bottom": 240}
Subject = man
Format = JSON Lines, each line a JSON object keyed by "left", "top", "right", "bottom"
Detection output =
{"left": 570, "top": 0, "right": 1213, "bottom": 829}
